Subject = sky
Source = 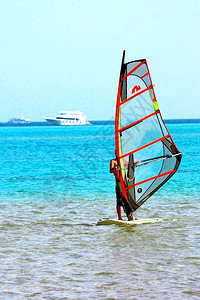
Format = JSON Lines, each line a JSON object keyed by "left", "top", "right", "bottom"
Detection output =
{"left": 0, "top": 0, "right": 199, "bottom": 121}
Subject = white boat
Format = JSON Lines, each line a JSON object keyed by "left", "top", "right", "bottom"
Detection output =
{"left": 8, "top": 117, "right": 31, "bottom": 124}
{"left": 44, "top": 110, "right": 91, "bottom": 126}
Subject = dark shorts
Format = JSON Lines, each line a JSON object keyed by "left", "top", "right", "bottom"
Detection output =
{"left": 116, "top": 180, "right": 125, "bottom": 206}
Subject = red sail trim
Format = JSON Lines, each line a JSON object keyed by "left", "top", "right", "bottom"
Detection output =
{"left": 141, "top": 72, "right": 149, "bottom": 79}
{"left": 119, "top": 134, "right": 170, "bottom": 159}
{"left": 119, "top": 110, "right": 160, "bottom": 133}
{"left": 115, "top": 79, "right": 121, "bottom": 157}
{"left": 145, "top": 61, "right": 155, "bottom": 95}
{"left": 115, "top": 79, "right": 128, "bottom": 200}
{"left": 119, "top": 85, "right": 153, "bottom": 106}
{"left": 122, "top": 60, "right": 146, "bottom": 81}
{"left": 125, "top": 170, "right": 176, "bottom": 191}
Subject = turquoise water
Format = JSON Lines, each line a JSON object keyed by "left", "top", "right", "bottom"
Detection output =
{"left": 0, "top": 124, "right": 199, "bottom": 299}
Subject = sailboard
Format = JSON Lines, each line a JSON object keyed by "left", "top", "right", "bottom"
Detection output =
{"left": 97, "top": 218, "right": 163, "bottom": 226}
{"left": 114, "top": 50, "right": 182, "bottom": 213}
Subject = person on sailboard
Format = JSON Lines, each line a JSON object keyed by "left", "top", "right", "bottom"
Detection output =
{"left": 110, "top": 158, "right": 133, "bottom": 221}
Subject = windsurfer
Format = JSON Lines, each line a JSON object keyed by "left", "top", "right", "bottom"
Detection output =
{"left": 110, "top": 158, "right": 133, "bottom": 221}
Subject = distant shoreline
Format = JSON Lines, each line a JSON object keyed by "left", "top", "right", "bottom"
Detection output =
{"left": 0, "top": 119, "right": 200, "bottom": 127}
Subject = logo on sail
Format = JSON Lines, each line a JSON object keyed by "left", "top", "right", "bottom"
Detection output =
{"left": 129, "top": 85, "right": 141, "bottom": 95}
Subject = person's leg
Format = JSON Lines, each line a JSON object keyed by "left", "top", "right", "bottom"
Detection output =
{"left": 122, "top": 197, "right": 133, "bottom": 220}
{"left": 116, "top": 205, "right": 122, "bottom": 220}
{"left": 116, "top": 182, "right": 123, "bottom": 220}
{"left": 116, "top": 181, "right": 133, "bottom": 220}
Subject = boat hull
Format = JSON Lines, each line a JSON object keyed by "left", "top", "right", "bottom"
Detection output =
{"left": 44, "top": 118, "right": 89, "bottom": 126}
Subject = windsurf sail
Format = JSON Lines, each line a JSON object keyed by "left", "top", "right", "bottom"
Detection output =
{"left": 115, "top": 51, "right": 182, "bottom": 212}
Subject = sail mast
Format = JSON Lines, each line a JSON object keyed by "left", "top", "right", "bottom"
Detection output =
{"left": 115, "top": 50, "right": 128, "bottom": 200}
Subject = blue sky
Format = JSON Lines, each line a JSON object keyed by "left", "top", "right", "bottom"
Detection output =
{"left": 0, "top": 0, "right": 199, "bottom": 121}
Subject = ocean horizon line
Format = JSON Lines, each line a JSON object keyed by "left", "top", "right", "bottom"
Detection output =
{"left": 0, "top": 118, "right": 200, "bottom": 127}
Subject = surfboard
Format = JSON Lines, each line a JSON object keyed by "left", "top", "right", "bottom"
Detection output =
{"left": 97, "top": 218, "right": 163, "bottom": 226}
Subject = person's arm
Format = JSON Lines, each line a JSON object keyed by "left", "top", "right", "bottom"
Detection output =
{"left": 110, "top": 160, "right": 115, "bottom": 173}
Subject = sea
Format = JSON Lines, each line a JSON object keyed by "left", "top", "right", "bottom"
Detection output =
{"left": 0, "top": 120, "right": 199, "bottom": 299}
